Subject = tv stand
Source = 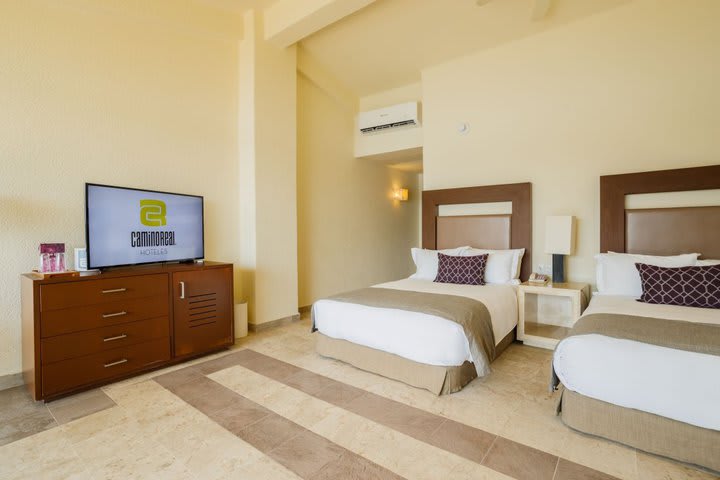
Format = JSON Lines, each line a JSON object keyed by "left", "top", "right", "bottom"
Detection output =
{"left": 97, "top": 258, "right": 201, "bottom": 272}
{"left": 21, "top": 261, "right": 234, "bottom": 401}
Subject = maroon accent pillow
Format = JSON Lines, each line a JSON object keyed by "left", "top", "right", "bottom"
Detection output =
{"left": 636, "top": 263, "right": 720, "bottom": 309}
{"left": 434, "top": 253, "right": 488, "bottom": 286}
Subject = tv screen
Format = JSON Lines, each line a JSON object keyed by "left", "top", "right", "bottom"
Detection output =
{"left": 86, "top": 183, "right": 204, "bottom": 269}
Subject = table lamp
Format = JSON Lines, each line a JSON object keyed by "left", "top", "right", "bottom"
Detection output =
{"left": 545, "top": 216, "right": 576, "bottom": 283}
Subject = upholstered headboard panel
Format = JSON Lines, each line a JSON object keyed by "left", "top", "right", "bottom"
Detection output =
{"left": 600, "top": 165, "right": 720, "bottom": 258}
{"left": 625, "top": 206, "right": 720, "bottom": 259}
{"left": 436, "top": 215, "right": 511, "bottom": 251}
{"left": 423, "top": 183, "right": 532, "bottom": 280}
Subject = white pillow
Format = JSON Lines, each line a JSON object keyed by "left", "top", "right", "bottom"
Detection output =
{"left": 410, "top": 247, "right": 469, "bottom": 280}
{"left": 697, "top": 259, "right": 720, "bottom": 266}
{"left": 461, "top": 248, "right": 515, "bottom": 284}
{"left": 510, "top": 248, "right": 525, "bottom": 280}
{"left": 464, "top": 248, "right": 525, "bottom": 281}
{"left": 595, "top": 252, "right": 700, "bottom": 297}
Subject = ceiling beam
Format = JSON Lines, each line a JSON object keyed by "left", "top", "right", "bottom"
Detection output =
{"left": 264, "top": 0, "right": 376, "bottom": 48}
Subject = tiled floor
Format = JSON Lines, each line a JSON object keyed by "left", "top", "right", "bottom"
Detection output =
{"left": 0, "top": 386, "right": 57, "bottom": 446}
{"left": 0, "top": 386, "right": 117, "bottom": 448}
{"left": 1, "top": 317, "right": 717, "bottom": 480}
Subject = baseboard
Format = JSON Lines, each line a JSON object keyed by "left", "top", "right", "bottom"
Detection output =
{"left": 299, "top": 305, "right": 311, "bottom": 315}
{"left": 248, "top": 313, "right": 301, "bottom": 333}
{"left": 0, "top": 373, "right": 23, "bottom": 391}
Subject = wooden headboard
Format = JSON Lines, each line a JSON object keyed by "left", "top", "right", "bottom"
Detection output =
{"left": 422, "top": 183, "right": 532, "bottom": 280}
{"left": 600, "top": 165, "right": 720, "bottom": 258}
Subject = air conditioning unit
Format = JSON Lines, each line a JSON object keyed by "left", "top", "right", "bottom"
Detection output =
{"left": 358, "top": 102, "right": 421, "bottom": 135}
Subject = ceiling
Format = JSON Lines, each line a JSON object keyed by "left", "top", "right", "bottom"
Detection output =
{"left": 300, "top": 0, "right": 631, "bottom": 96}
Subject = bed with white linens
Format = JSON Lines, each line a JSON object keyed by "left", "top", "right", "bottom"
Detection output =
{"left": 554, "top": 294, "right": 720, "bottom": 432}
{"left": 552, "top": 166, "right": 720, "bottom": 473}
{"left": 314, "top": 278, "right": 518, "bottom": 369}
{"left": 313, "top": 183, "right": 532, "bottom": 394}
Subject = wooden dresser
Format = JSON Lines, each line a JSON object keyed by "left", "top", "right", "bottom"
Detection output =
{"left": 21, "top": 262, "right": 234, "bottom": 401}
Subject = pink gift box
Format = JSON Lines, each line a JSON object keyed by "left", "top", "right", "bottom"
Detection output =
{"left": 39, "top": 243, "right": 66, "bottom": 273}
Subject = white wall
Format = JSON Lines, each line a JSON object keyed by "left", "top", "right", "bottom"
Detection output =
{"left": 0, "top": 0, "right": 242, "bottom": 376}
{"left": 422, "top": 0, "right": 720, "bottom": 284}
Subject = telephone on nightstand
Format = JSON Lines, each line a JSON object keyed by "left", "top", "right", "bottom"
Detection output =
{"left": 528, "top": 273, "right": 550, "bottom": 285}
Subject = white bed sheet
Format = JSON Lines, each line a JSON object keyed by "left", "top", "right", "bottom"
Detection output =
{"left": 313, "top": 278, "right": 518, "bottom": 368}
{"left": 554, "top": 295, "right": 720, "bottom": 431}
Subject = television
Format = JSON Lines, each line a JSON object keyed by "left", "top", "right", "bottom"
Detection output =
{"left": 86, "top": 183, "right": 204, "bottom": 269}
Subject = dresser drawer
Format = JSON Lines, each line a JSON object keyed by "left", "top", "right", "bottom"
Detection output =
{"left": 40, "top": 274, "right": 168, "bottom": 311}
{"left": 41, "top": 296, "right": 168, "bottom": 338}
{"left": 41, "top": 316, "right": 169, "bottom": 364}
{"left": 42, "top": 338, "right": 170, "bottom": 397}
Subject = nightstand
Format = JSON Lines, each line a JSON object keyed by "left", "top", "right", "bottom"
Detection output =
{"left": 517, "top": 282, "right": 591, "bottom": 350}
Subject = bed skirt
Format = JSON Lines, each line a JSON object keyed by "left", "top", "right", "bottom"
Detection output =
{"left": 315, "top": 329, "right": 515, "bottom": 395}
{"left": 560, "top": 388, "right": 720, "bottom": 473}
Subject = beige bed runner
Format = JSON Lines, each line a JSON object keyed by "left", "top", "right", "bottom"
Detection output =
{"left": 552, "top": 312, "right": 720, "bottom": 390}
{"left": 312, "top": 287, "right": 496, "bottom": 376}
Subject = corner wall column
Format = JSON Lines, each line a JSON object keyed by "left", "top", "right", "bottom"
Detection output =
{"left": 238, "top": 9, "right": 299, "bottom": 327}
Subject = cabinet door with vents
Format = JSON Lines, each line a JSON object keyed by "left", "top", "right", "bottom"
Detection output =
{"left": 172, "top": 267, "right": 234, "bottom": 357}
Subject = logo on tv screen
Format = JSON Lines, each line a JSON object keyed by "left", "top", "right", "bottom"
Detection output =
{"left": 140, "top": 199, "right": 167, "bottom": 227}
{"left": 132, "top": 199, "right": 176, "bottom": 254}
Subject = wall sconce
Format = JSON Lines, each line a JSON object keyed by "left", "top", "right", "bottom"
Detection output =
{"left": 393, "top": 188, "right": 409, "bottom": 202}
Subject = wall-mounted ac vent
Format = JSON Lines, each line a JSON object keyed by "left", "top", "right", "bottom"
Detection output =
{"left": 358, "top": 102, "right": 421, "bottom": 135}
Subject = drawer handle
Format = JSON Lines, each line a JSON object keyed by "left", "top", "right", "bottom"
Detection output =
{"left": 104, "top": 359, "right": 128, "bottom": 368}
{"left": 102, "top": 288, "right": 127, "bottom": 294}
{"left": 102, "top": 311, "right": 127, "bottom": 319}
{"left": 103, "top": 334, "right": 128, "bottom": 342}
{"left": 179, "top": 281, "right": 185, "bottom": 299}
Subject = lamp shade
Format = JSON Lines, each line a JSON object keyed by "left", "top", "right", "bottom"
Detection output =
{"left": 545, "top": 215, "right": 576, "bottom": 255}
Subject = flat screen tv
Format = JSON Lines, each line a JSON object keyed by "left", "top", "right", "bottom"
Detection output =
{"left": 86, "top": 183, "right": 204, "bottom": 269}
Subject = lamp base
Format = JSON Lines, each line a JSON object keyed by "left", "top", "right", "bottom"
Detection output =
{"left": 552, "top": 254, "right": 566, "bottom": 284}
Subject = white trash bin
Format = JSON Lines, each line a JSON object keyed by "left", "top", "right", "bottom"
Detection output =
{"left": 234, "top": 302, "right": 248, "bottom": 338}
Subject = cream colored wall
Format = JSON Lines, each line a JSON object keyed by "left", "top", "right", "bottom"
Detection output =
{"left": 359, "top": 82, "right": 422, "bottom": 111}
{"left": 422, "top": 0, "right": 720, "bottom": 285}
{"left": 354, "top": 127, "right": 423, "bottom": 160}
{"left": 0, "top": 1, "right": 241, "bottom": 376}
{"left": 238, "top": 10, "right": 299, "bottom": 326}
{"left": 238, "top": 11, "right": 259, "bottom": 321}
{"left": 253, "top": 15, "right": 299, "bottom": 325}
{"left": 297, "top": 74, "right": 420, "bottom": 306}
